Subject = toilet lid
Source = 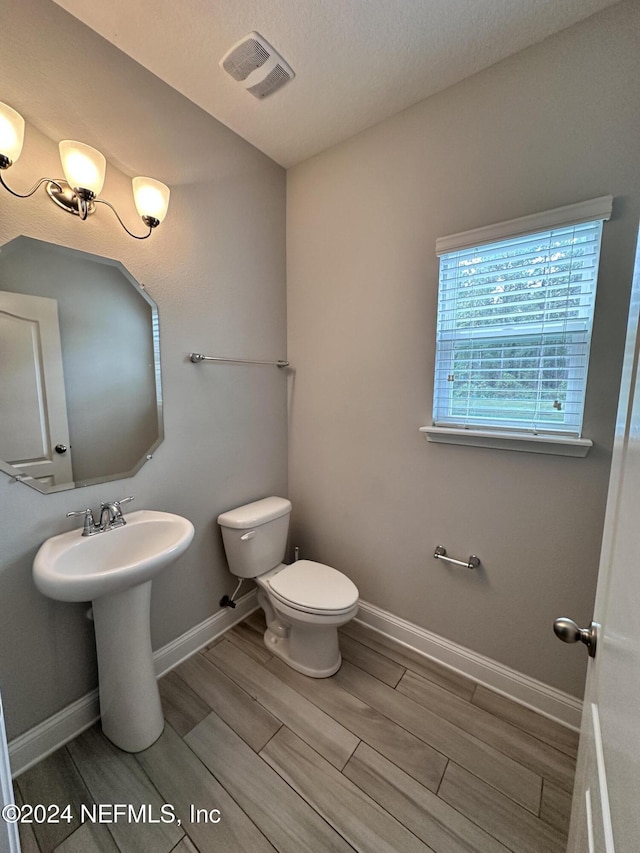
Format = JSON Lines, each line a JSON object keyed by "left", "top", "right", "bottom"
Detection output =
{"left": 267, "top": 560, "right": 359, "bottom": 612}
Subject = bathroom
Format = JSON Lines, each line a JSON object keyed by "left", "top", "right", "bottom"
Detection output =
{"left": 1, "top": 0, "right": 639, "bottom": 850}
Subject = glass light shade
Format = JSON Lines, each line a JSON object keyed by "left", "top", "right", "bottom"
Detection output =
{"left": 59, "top": 140, "right": 106, "bottom": 196}
{"left": 132, "top": 177, "right": 170, "bottom": 223}
{"left": 0, "top": 102, "right": 25, "bottom": 164}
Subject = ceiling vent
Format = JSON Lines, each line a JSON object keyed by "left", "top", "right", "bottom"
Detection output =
{"left": 220, "top": 32, "right": 294, "bottom": 99}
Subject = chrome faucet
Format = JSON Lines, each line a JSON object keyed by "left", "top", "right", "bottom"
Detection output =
{"left": 99, "top": 496, "right": 135, "bottom": 530}
{"left": 67, "top": 496, "right": 134, "bottom": 535}
{"left": 99, "top": 502, "right": 122, "bottom": 530}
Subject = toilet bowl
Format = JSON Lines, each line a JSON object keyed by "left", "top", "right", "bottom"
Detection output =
{"left": 217, "top": 497, "right": 359, "bottom": 677}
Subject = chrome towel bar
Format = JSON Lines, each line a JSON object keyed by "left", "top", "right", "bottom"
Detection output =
{"left": 433, "top": 545, "right": 480, "bottom": 570}
{"left": 189, "top": 352, "right": 289, "bottom": 368}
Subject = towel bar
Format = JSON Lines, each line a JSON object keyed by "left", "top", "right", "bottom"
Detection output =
{"left": 189, "top": 352, "right": 289, "bottom": 367}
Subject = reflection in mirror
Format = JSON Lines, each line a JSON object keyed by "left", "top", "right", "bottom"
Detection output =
{"left": 0, "top": 236, "right": 163, "bottom": 493}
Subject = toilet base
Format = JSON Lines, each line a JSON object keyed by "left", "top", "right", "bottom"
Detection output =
{"left": 263, "top": 626, "right": 342, "bottom": 678}
{"left": 256, "top": 584, "right": 358, "bottom": 678}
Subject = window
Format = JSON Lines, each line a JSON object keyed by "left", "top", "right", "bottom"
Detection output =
{"left": 426, "top": 196, "right": 612, "bottom": 455}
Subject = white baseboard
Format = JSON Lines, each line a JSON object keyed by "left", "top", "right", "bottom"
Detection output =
{"left": 355, "top": 600, "right": 583, "bottom": 731}
{"left": 10, "top": 591, "right": 580, "bottom": 777}
{"left": 9, "top": 690, "right": 101, "bottom": 780}
{"left": 152, "top": 590, "right": 257, "bottom": 679}
{"left": 9, "top": 591, "right": 258, "bottom": 778}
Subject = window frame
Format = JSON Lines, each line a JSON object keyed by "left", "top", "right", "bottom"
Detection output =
{"left": 423, "top": 196, "right": 613, "bottom": 457}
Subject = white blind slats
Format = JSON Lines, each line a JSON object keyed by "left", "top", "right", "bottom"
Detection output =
{"left": 436, "top": 405, "right": 584, "bottom": 416}
{"left": 439, "top": 276, "right": 599, "bottom": 303}
{"left": 437, "top": 326, "right": 590, "bottom": 344}
{"left": 441, "top": 264, "right": 597, "bottom": 299}
{"left": 434, "top": 367, "right": 590, "bottom": 379}
{"left": 437, "top": 305, "right": 592, "bottom": 328}
{"left": 440, "top": 228, "right": 600, "bottom": 264}
{"left": 432, "top": 212, "right": 605, "bottom": 436}
{"left": 439, "top": 236, "right": 600, "bottom": 276}
{"left": 438, "top": 276, "right": 598, "bottom": 301}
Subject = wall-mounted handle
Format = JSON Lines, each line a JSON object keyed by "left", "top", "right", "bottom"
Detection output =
{"left": 241, "top": 530, "right": 256, "bottom": 541}
{"left": 433, "top": 545, "right": 480, "bottom": 570}
{"left": 553, "top": 617, "right": 598, "bottom": 658}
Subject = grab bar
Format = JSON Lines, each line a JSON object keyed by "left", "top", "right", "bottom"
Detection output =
{"left": 189, "top": 352, "right": 289, "bottom": 368}
{"left": 433, "top": 545, "right": 480, "bottom": 570}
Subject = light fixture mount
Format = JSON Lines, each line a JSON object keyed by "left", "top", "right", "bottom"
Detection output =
{"left": 46, "top": 180, "right": 96, "bottom": 217}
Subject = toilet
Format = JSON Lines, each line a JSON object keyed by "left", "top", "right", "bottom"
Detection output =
{"left": 217, "top": 496, "right": 359, "bottom": 677}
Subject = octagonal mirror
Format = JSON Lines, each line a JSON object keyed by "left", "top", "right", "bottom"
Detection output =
{"left": 0, "top": 236, "right": 163, "bottom": 493}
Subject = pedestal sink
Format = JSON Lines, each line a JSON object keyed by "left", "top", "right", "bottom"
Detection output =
{"left": 33, "top": 510, "right": 195, "bottom": 752}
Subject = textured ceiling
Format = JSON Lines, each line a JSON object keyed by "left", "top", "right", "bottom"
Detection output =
{"left": 53, "top": 0, "right": 620, "bottom": 167}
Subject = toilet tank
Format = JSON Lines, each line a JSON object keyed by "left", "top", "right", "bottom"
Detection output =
{"left": 217, "top": 497, "right": 291, "bottom": 578}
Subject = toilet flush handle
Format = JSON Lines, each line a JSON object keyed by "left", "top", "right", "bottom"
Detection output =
{"left": 241, "top": 530, "right": 256, "bottom": 541}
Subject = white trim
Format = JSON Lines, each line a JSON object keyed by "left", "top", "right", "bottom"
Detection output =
{"left": 152, "top": 590, "right": 258, "bottom": 678}
{"left": 420, "top": 425, "right": 593, "bottom": 457}
{"left": 435, "top": 195, "right": 613, "bottom": 255}
{"left": 591, "top": 703, "right": 616, "bottom": 853}
{"left": 8, "top": 690, "right": 100, "bottom": 780}
{"left": 0, "top": 692, "right": 21, "bottom": 853}
{"left": 8, "top": 591, "right": 258, "bottom": 778}
{"left": 355, "top": 599, "right": 583, "bottom": 730}
{"left": 9, "top": 590, "right": 581, "bottom": 777}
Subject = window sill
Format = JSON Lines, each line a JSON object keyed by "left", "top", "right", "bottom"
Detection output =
{"left": 419, "top": 426, "right": 592, "bottom": 457}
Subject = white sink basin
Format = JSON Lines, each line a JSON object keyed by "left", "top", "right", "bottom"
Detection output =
{"left": 33, "top": 509, "right": 195, "bottom": 753}
{"left": 33, "top": 510, "right": 194, "bottom": 602}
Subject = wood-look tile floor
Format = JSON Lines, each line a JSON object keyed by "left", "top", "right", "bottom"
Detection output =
{"left": 14, "top": 612, "right": 578, "bottom": 853}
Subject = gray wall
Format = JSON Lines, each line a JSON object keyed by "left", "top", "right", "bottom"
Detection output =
{"left": 287, "top": 0, "right": 640, "bottom": 698}
{"left": 0, "top": 0, "right": 286, "bottom": 739}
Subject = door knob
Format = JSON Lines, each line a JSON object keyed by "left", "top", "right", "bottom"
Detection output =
{"left": 553, "top": 617, "right": 598, "bottom": 658}
{"left": 55, "top": 443, "right": 68, "bottom": 454}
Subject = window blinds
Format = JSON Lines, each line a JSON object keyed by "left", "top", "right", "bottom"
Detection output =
{"left": 432, "top": 198, "right": 612, "bottom": 436}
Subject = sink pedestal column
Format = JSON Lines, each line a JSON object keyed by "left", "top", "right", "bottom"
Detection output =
{"left": 92, "top": 580, "right": 164, "bottom": 752}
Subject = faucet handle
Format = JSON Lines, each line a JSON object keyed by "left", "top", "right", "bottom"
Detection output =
{"left": 102, "top": 496, "right": 134, "bottom": 508}
{"left": 66, "top": 508, "right": 97, "bottom": 536}
{"left": 66, "top": 508, "right": 93, "bottom": 518}
{"left": 114, "top": 496, "right": 134, "bottom": 514}
{"left": 100, "top": 496, "right": 134, "bottom": 512}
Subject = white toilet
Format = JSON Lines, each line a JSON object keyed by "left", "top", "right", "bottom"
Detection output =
{"left": 217, "top": 496, "right": 359, "bottom": 677}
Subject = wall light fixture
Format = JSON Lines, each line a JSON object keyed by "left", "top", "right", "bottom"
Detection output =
{"left": 0, "top": 101, "right": 170, "bottom": 240}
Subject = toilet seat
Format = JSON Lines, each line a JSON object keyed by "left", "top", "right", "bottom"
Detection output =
{"left": 264, "top": 560, "right": 359, "bottom": 616}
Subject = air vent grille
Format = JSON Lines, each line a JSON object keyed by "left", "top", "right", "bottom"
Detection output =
{"left": 222, "top": 37, "right": 270, "bottom": 81}
{"left": 246, "top": 64, "right": 292, "bottom": 99}
{"left": 220, "top": 31, "right": 294, "bottom": 99}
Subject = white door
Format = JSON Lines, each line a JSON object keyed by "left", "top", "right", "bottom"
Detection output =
{"left": 0, "top": 290, "right": 73, "bottom": 487}
{"left": 0, "top": 690, "right": 20, "bottom": 853}
{"left": 564, "top": 234, "right": 640, "bottom": 852}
